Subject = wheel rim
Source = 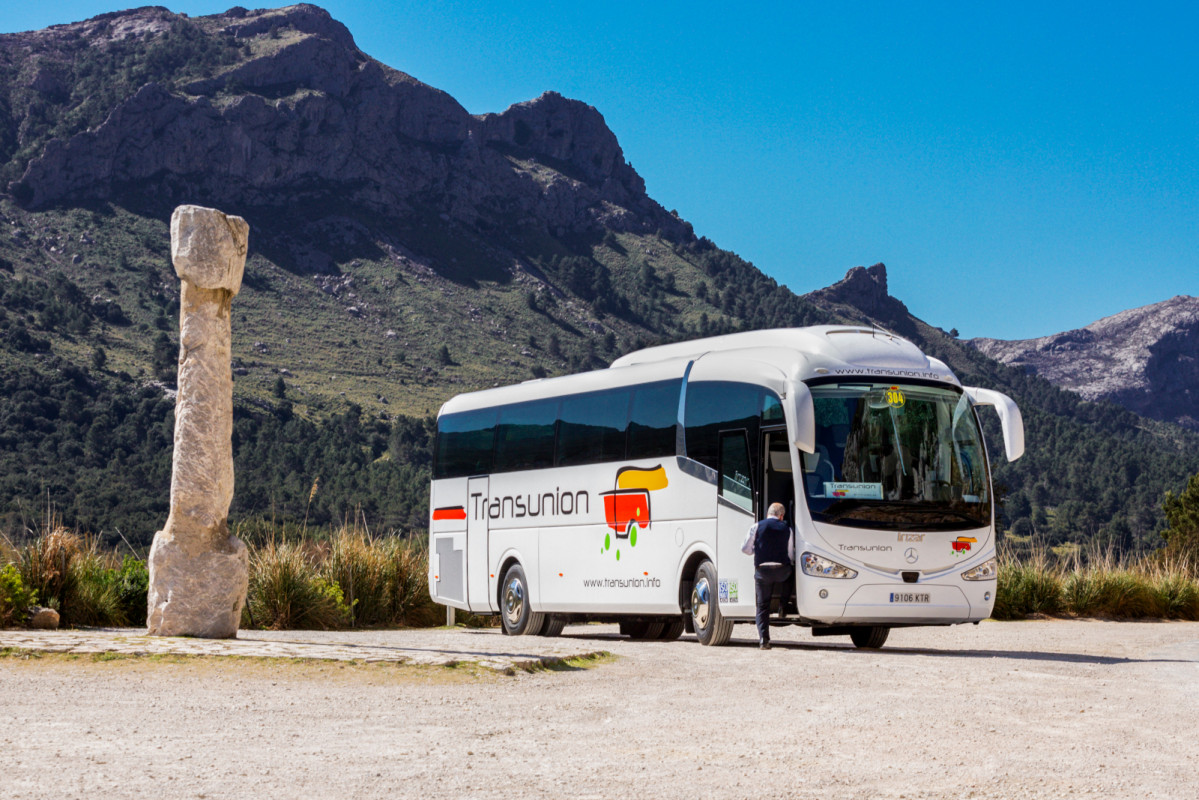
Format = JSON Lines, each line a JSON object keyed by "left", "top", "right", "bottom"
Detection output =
{"left": 503, "top": 577, "right": 524, "bottom": 627}
{"left": 691, "top": 576, "right": 711, "bottom": 630}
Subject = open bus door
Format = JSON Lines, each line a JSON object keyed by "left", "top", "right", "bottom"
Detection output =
{"left": 762, "top": 427, "right": 798, "bottom": 616}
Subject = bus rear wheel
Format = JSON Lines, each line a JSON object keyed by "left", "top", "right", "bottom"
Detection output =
{"left": 850, "top": 626, "right": 890, "bottom": 649}
{"left": 619, "top": 620, "right": 664, "bottom": 639}
{"left": 657, "top": 617, "right": 685, "bottom": 641}
{"left": 500, "top": 564, "right": 544, "bottom": 636}
{"left": 538, "top": 615, "right": 567, "bottom": 637}
{"left": 690, "top": 560, "right": 733, "bottom": 646}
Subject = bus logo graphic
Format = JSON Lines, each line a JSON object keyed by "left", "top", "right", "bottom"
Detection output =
{"left": 598, "top": 465, "right": 668, "bottom": 561}
{"left": 951, "top": 536, "right": 977, "bottom": 555}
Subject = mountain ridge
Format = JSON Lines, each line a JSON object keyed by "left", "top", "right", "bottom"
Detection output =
{"left": 970, "top": 295, "right": 1199, "bottom": 431}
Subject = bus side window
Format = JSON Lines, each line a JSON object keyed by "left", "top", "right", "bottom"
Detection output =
{"left": 684, "top": 381, "right": 761, "bottom": 470}
{"left": 494, "top": 399, "right": 559, "bottom": 473}
{"left": 435, "top": 408, "right": 497, "bottom": 479}
{"left": 627, "top": 379, "right": 681, "bottom": 460}
{"left": 557, "top": 388, "right": 630, "bottom": 467}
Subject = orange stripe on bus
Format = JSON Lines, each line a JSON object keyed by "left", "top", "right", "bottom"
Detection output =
{"left": 432, "top": 507, "right": 467, "bottom": 521}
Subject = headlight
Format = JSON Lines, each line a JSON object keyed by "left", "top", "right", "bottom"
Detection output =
{"left": 961, "top": 557, "right": 998, "bottom": 581}
{"left": 801, "top": 552, "right": 858, "bottom": 579}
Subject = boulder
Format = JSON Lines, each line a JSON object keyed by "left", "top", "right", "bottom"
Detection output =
{"left": 28, "top": 606, "right": 59, "bottom": 629}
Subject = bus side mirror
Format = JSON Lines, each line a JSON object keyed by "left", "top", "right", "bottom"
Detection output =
{"left": 786, "top": 380, "right": 816, "bottom": 454}
{"left": 964, "top": 387, "right": 1025, "bottom": 462}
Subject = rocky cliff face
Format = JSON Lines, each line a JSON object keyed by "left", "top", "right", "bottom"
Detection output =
{"left": 2, "top": 4, "right": 687, "bottom": 246}
{"left": 970, "top": 296, "right": 1199, "bottom": 430}
{"left": 802, "top": 262, "right": 920, "bottom": 339}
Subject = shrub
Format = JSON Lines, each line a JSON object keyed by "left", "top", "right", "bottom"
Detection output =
{"left": 19, "top": 526, "right": 83, "bottom": 612}
{"left": 0, "top": 563, "right": 36, "bottom": 627}
{"left": 1061, "top": 567, "right": 1156, "bottom": 618}
{"left": 244, "top": 540, "right": 351, "bottom": 630}
{"left": 66, "top": 547, "right": 125, "bottom": 627}
{"left": 992, "top": 551, "right": 1062, "bottom": 620}
{"left": 13, "top": 525, "right": 148, "bottom": 627}
{"left": 1151, "top": 570, "right": 1199, "bottom": 620}
{"left": 324, "top": 523, "right": 440, "bottom": 627}
{"left": 114, "top": 556, "right": 150, "bottom": 627}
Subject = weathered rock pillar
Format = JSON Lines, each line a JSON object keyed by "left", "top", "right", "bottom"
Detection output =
{"left": 146, "top": 205, "right": 250, "bottom": 638}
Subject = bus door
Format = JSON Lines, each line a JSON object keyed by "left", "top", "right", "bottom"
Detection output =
{"left": 715, "top": 429, "right": 758, "bottom": 617}
{"left": 761, "top": 428, "right": 796, "bottom": 524}
{"left": 466, "top": 476, "right": 493, "bottom": 612}
{"left": 762, "top": 427, "right": 798, "bottom": 614}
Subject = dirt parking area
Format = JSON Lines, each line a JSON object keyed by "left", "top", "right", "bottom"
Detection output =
{"left": 2, "top": 619, "right": 1197, "bottom": 799}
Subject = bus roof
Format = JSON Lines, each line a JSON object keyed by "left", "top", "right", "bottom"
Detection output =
{"left": 437, "top": 326, "right": 958, "bottom": 418}
{"left": 611, "top": 325, "right": 957, "bottom": 384}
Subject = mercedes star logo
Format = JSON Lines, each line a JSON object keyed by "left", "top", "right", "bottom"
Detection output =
{"left": 905, "top": 547, "right": 918, "bottom": 564}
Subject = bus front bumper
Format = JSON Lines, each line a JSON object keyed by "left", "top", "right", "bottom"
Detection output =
{"left": 799, "top": 580, "right": 995, "bottom": 625}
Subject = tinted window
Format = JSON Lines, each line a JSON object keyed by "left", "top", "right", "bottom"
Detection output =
{"left": 763, "top": 393, "right": 784, "bottom": 422}
{"left": 558, "top": 388, "right": 630, "bottom": 467}
{"left": 684, "top": 381, "right": 762, "bottom": 469}
{"left": 719, "top": 431, "right": 754, "bottom": 512}
{"left": 435, "top": 409, "right": 496, "bottom": 479}
{"left": 494, "top": 399, "right": 558, "bottom": 472}
{"left": 628, "top": 379, "right": 681, "bottom": 459}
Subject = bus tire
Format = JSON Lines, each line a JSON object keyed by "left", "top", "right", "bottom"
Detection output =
{"left": 619, "top": 620, "right": 664, "bottom": 639}
{"left": 500, "top": 564, "right": 544, "bottom": 636}
{"left": 850, "top": 626, "right": 890, "bottom": 649}
{"left": 690, "top": 560, "right": 733, "bottom": 646}
{"left": 538, "top": 615, "right": 567, "bottom": 637}
{"left": 657, "top": 617, "right": 685, "bottom": 641}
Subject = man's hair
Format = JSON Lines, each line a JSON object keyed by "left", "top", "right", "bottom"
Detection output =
{"left": 768, "top": 502, "right": 786, "bottom": 518}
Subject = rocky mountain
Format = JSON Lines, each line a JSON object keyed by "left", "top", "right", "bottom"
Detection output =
{"left": 0, "top": 3, "right": 826, "bottom": 418}
{"left": 5, "top": 5, "right": 681, "bottom": 241}
{"left": 970, "top": 296, "right": 1199, "bottom": 431}
{"left": 0, "top": 4, "right": 1195, "bottom": 552}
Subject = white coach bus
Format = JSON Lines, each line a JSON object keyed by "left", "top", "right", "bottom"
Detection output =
{"left": 428, "top": 326, "right": 1023, "bottom": 648}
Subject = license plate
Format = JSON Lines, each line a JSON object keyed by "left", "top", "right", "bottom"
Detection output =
{"left": 889, "top": 592, "right": 930, "bottom": 603}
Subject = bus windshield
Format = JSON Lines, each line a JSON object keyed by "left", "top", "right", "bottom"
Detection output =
{"left": 801, "top": 381, "right": 991, "bottom": 531}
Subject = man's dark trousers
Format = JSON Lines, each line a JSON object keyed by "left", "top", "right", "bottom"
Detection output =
{"left": 754, "top": 563, "right": 792, "bottom": 644}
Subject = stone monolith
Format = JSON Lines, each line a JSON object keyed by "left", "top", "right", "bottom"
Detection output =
{"left": 146, "top": 205, "right": 250, "bottom": 638}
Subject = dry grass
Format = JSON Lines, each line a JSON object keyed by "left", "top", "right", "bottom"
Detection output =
{"left": 6, "top": 524, "right": 133, "bottom": 626}
{"left": 994, "top": 540, "right": 1199, "bottom": 621}
{"left": 239, "top": 516, "right": 442, "bottom": 630}
{"left": 243, "top": 539, "right": 350, "bottom": 630}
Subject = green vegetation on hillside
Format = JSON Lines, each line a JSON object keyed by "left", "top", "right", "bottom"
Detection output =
{"left": 1162, "top": 472, "right": 1199, "bottom": 558}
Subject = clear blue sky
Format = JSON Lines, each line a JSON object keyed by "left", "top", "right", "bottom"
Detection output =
{"left": 5, "top": 2, "right": 1197, "bottom": 339}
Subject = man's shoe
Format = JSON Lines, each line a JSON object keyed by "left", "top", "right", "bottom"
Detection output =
{"left": 759, "top": 641, "right": 771, "bottom": 650}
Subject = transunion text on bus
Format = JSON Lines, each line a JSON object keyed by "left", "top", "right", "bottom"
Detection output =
{"left": 470, "top": 489, "right": 591, "bottom": 520}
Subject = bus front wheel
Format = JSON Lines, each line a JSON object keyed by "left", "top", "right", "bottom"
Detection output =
{"left": 690, "top": 560, "right": 734, "bottom": 646}
{"left": 500, "top": 564, "right": 545, "bottom": 636}
{"left": 850, "top": 626, "right": 889, "bottom": 649}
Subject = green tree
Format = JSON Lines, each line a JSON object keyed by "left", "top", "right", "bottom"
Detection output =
{"left": 91, "top": 347, "right": 107, "bottom": 371}
{"left": 1162, "top": 473, "right": 1199, "bottom": 558}
{"left": 273, "top": 376, "right": 287, "bottom": 398}
{"left": 438, "top": 344, "right": 452, "bottom": 366}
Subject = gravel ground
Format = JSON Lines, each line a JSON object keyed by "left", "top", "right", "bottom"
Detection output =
{"left": 2, "top": 619, "right": 1197, "bottom": 799}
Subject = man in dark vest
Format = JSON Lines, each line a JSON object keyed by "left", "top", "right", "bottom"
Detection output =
{"left": 740, "top": 502, "right": 795, "bottom": 649}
